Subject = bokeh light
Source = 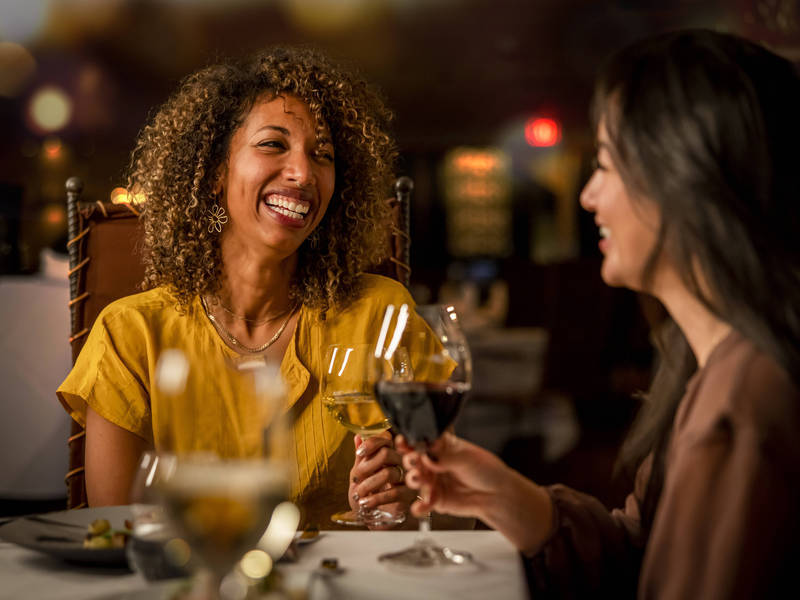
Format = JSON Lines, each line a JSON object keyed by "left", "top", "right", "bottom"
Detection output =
{"left": 284, "top": 0, "right": 383, "bottom": 34}
{"left": 525, "top": 117, "right": 561, "bottom": 147}
{"left": 258, "top": 501, "right": 300, "bottom": 560}
{"left": 240, "top": 549, "right": 273, "bottom": 579}
{"left": 110, "top": 187, "right": 146, "bottom": 205}
{"left": 0, "top": 0, "right": 50, "bottom": 44}
{"left": 41, "top": 136, "right": 63, "bottom": 161}
{"left": 0, "top": 42, "right": 37, "bottom": 97}
{"left": 28, "top": 85, "right": 72, "bottom": 133}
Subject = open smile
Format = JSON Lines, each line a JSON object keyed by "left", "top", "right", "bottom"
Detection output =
{"left": 263, "top": 190, "right": 312, "bottom": 222}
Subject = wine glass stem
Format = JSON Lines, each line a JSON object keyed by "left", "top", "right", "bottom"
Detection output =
{"left": 414, "top": 442, "right": 433, "bottom": 543}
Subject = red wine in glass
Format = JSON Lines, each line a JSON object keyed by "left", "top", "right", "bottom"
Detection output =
{"left": 375, "top": 381, "right": 469, "bottom": 448}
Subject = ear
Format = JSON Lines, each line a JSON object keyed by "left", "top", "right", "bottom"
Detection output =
{"left": 212, "top": 164, "right": 227, "bottom": 199}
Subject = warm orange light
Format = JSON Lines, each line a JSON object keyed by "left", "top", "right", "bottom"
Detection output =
{"left": 43, "top": 204, "right": 65, "bottom": 225}
{"left": 525, "top": 117, "right": 561, "bottom": 147}
{"left": 452, "top": 151, "right": 502, "bottom": 175}
{"left": 110, "top": 187, "right": 145, "bottom": 204}
{"left": 42, "top": 136, "right": 62, "bottom": 160}
{"left": 110, "top": 187, "right": 127, "bottom": 203}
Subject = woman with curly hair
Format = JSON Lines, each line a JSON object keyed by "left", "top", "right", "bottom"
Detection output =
{"left": 57, "top": 46, "right": 416, "bottom": 527}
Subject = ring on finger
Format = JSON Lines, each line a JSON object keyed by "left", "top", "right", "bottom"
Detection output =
{"left": 393, "top": 464, "right": 405, "bottom": 482}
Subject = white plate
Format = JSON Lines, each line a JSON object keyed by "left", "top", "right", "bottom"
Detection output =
{"left": 0, "top": 505, "right": 132, "bottom": 567}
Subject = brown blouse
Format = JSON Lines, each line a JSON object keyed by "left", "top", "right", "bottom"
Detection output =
{"left": 525, "top": 331, "right": 800, "bottom": 598}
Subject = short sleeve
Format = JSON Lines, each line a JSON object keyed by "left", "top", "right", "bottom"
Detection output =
{"left": 57, "top": 306, "right": 153, "bottom": 444}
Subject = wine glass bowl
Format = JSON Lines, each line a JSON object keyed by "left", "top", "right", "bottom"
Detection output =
{"left": 157, "top": 457, "right": 289, "bottom": 582}
{"left": 321, "top": 343, "right": 406, "bottom": 528}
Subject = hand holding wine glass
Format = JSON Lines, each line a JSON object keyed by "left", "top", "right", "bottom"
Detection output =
{"left": 322, "top": 343, "right": 407, "bottom": 528}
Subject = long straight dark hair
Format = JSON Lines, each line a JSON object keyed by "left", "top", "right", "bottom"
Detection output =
{"left": 592, "top": 30, "right": 800, "bottom": 529}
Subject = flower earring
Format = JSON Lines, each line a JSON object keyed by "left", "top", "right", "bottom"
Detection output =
{"left": 207, "top": 204, "right": 228, "bottom": 233}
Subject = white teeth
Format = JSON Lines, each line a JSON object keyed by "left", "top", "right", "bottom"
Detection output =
{"left": 599, "top": 226, "right": 610, "bottom": 239}
{"left": 266, "top": 194, "right": 309, "bottom": 216}
{"left": 271, "top": 206, "right": 303, "bottom": 220}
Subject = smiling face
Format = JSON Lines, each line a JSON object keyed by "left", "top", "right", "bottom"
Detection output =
{"left": 579, "top": 121, "right": 662, "bottom": 292}
{"left": 218, "top": 93, "right": 335, "bottom": 260}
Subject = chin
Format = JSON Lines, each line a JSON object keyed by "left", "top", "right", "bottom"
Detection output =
{"left": 599, "top": 263, "right": 628, "bottom": 289}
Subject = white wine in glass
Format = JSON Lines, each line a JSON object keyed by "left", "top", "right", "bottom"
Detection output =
{"left": 322, "top": 343, "right": 406, "bottom": 527}
{"left": 159, "top": 459, "right": 289, "bottom": 582}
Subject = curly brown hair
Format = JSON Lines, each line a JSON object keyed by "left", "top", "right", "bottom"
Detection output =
{"left": 126, "top": 46, "right": 397, "bottom": 311}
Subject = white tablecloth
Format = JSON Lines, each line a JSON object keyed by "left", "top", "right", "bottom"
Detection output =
{"left": 0, "top": 530, "right": 527, "bottom": 599}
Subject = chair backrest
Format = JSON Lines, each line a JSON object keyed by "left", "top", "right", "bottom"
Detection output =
{"left": 63, "top": 175, "right": 413, "bottom": 509}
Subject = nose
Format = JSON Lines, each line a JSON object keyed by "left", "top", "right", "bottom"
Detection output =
{"left": 284, "top": 149, "right": 315, "bottom": 187}
{"left": 579, "top": 171, "right": 598, "bottom": 213}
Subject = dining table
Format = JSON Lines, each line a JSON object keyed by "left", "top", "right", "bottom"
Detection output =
{"left": 0, "top": 523, "right": 529, "bottom": 599}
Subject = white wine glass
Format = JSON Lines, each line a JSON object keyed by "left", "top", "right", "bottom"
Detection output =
{"left": 152, "top": 351, "right": 294, "bottom": 599}
{"left": 375, "top": 303, "right": 473, "bottom": 570}
{"left": 321, "top": 343, "right": 406, "bottom": 528}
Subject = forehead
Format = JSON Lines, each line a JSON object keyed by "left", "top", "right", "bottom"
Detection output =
{"left": 238, "top": 93, "right": 330, "bottom": 138}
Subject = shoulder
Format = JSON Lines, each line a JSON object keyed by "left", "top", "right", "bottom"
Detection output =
{"left": 352, "top": 273, "right": 413, "bottom": 306}
{"left": 309, "top": 274, "right": 413, "bottom": 337}
{"left": 95, "top": 287, "right": 182, "bottom": 330}
{"left": 693, "top": 332, "right": 800, "bottom": 453}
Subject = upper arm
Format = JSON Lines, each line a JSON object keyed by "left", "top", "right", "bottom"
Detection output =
{"left": 85, "top": 405, "right": 150, "bottom": 506}
{"left": 641, "top": 423, "right": 794, "bottom": 598}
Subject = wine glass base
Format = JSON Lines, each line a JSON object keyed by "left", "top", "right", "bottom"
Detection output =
{"left": 378, "top": 538, "right": 474, "bottom": 571}
{"left": 330, "top": 508, "right": 406, "bottom": 528}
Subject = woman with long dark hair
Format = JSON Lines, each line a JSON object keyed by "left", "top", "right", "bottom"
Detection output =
{"left": 394, "top": 30, "right": 800, "bottom": 596}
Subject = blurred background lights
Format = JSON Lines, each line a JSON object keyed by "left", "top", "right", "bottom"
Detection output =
{"left": 0, "top": 42, "right": 37, "bottom": 97}
{"left": 258, "top": 501, "right": 300, "bottom": 560}
{"left": 525, "top": 117, "right": 561, "bottom": 147}
{"left": 110, "top": 187, "right": 146, "bottom": 205}
{"left": 284, "top": 0, "right": 382, "bottom": 34}
{"left": 29, "top": 85, "right": 72, "bottom": 133}
{"left": 0, "top": 0, "right": 51, "bottom": 43}
{"left": 41, "top": 136, "right": 63, "bottom": 161}
{"left": 42, "top": 203, "right": 66, "bottom": 227}
{"left": 240, "top": 548, "right": 273, "bottom": 579}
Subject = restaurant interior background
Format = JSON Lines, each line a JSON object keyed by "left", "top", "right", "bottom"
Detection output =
{"left": 1, "top": 0, "right": 798, "bottom": 515}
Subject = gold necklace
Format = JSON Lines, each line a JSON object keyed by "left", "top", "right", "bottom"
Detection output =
{"left": 211, "top": 296, "right": 293, "bottom": 325}
{"left": 201, "top": 296, "right": 296, "bottom": 353}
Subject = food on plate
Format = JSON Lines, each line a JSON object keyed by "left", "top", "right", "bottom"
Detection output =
{"left": 83, "top": 518, "right": 132, "bottom": 549}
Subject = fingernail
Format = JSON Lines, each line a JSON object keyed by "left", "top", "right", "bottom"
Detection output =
{"left": 355, "top": 446, "right": 366, "bottom": 457}
{"left": 358, "top": 498, "right": 369, "bottom": 507}
{"left": 410, "top": 458, "right": 418, "bottom": 467}
{"left": 352, "top": 493, "right": 359, "bottom": 501}
{"left": 352, "top": 476, "right": 359, "bottom": 483}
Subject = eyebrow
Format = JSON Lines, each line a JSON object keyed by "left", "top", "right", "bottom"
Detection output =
{"left": 254, "top": 125, "right": 290, "bottom": 136}
{"left": 252, "top": 125, "right": 333, "bottom": 146}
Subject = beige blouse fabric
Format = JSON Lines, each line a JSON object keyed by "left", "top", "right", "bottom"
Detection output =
{"left": 527, "top": 330, "right": 800, "bottom": 598}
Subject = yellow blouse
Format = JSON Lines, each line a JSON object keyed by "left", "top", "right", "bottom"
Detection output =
{"left": 57, "top": 274, "right": 417, "bottom": 525}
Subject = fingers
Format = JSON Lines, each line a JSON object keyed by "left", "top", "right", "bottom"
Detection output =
{"left": 356, "top": 482, "right": 415, "bottom": 510}
{"left": 352, "top": 462, "right": 405, "bottom": 499}
{"left": 354, "top": 432, "right": 392, "bottom": 459}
